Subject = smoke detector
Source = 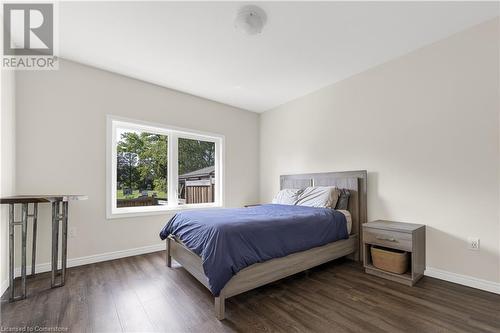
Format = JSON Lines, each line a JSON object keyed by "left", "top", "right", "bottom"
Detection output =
{"left": 234, "top": 5, "right": 267, "bottom": 35}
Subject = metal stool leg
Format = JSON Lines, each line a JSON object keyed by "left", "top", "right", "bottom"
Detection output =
{"left": 8, "top": 204, "right": 15, "bottom": 301}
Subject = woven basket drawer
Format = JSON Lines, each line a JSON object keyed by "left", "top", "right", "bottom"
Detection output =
{"left": 371, "top": 246, "right": 409, "bottom": 274}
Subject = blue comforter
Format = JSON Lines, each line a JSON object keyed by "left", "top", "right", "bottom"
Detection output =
{"left": 159, "top": 204, "right": 348, "bottom": 296}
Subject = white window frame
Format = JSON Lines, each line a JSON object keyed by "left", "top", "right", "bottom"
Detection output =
{"left": 106, "top": 115, "right": 224, "bottom": 219}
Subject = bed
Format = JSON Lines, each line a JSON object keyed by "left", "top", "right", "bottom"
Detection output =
{"left": 161, "top": 170, "right": 367, "bottom": 320}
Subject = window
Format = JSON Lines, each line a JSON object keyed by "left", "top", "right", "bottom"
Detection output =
{"left": 178, "top": 138, "right": 216, "bottom": 205}
{"left": 107, "top": 116, "right": 223, "bottom": 218}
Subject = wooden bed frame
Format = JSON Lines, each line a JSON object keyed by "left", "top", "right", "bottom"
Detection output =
{"left": 166, "top": 170, "right": 367, "bottom": 320}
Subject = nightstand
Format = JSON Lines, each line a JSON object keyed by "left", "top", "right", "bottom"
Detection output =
{"left": 363, "top": 220, "right": 425, "bottom": 286}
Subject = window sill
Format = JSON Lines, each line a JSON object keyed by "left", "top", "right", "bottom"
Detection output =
{"left": 106, "top": 204, "right": 223, "bottom": 220}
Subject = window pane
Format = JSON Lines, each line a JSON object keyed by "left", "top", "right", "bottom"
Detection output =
{"left": 178, "top": 138, "right": 216, "bottom": 205}
{"left": 116, "top": 129, "right": 168, "bottom": 208}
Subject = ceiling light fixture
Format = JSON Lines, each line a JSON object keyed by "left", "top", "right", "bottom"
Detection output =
{"left": 234, "top": 5, "right": 267, "bottom": 35}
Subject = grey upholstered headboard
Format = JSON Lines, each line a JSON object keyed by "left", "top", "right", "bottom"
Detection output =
{"left": 280, "top": 170, "right": 367, "bottom": 240}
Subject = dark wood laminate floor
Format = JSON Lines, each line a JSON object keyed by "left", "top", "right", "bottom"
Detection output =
{"left": 1, "top": 251, "right": 499, "bottom": 333}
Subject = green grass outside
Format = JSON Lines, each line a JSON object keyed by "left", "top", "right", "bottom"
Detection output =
{"left": 116, "top": 190, "right": 167, "bottom": 199}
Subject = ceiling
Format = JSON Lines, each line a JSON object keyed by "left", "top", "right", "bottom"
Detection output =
{"left": 57, "top": 2, "right": 499, "bottom": 112}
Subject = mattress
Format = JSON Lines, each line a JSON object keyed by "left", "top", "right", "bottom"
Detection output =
{"left": 337, "top": 209, "right": 352, "bottom": 234}
{"left": 159, "top": 204, "right": 349, "bottom": 296}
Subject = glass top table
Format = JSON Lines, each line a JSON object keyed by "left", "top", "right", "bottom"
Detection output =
{"left": 0, "top": 195, "right": 87, "bottom": 301}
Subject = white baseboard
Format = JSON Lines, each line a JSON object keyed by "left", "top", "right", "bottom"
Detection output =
{"left": 425, "top": 267, "right": 500, "bottom": 294}
{"left": 1, "top": 242, "right": 165, "bottom": 294}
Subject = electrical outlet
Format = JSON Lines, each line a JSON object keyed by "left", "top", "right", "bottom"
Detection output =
{"left": 468, "top": 237, "right": 480, "bottom": 251}
{"left": 69, "top": 227, "right": 77, "bottom": 238}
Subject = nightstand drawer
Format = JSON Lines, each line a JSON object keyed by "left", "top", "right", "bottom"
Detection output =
{"left": 363, "top": 228, "right": 412, "bottom": 251}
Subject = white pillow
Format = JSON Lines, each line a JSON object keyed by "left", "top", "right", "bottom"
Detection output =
{"left": 295, "top": 186, "right": 340, "bottom": 208}
{"left": 272, "top": 189, "right": 303, "bottom": 205}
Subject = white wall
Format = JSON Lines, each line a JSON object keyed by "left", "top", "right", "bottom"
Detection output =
{"left": 14, "top": 59, "right": 260, "bottom": 267}
{"left": 260, "top": 19, "right": 500, "bottom": 285}
{"left": 1, "top": 70, "right": 16, "bottom": 294}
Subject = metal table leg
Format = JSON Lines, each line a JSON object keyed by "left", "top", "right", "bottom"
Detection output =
{"left": 8, "top": 203, "right": 28, "bottom": 302}
{"left": 51, "top": 201, "right": 67, "bottom": 288}
{"left": 30, "top": 203, "right": 38, "bottom": 276}
{"left": 4, "top": 197, "right": 78, "bottom": 301}
{"left": 61, "top": 201, "right": 68, "bottom": 285}
{"left": 21, "top": 203, "right": 27, "bottom": 298}
{"left": 51, "top": 202, "right": 58, "bottom": 287}
{"left": 8, "top": 204, "right": 14, "bottom": 301}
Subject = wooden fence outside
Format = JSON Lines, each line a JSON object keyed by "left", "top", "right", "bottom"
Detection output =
{"left": 185, "top": 184, "right": 214, "bottom": 204}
